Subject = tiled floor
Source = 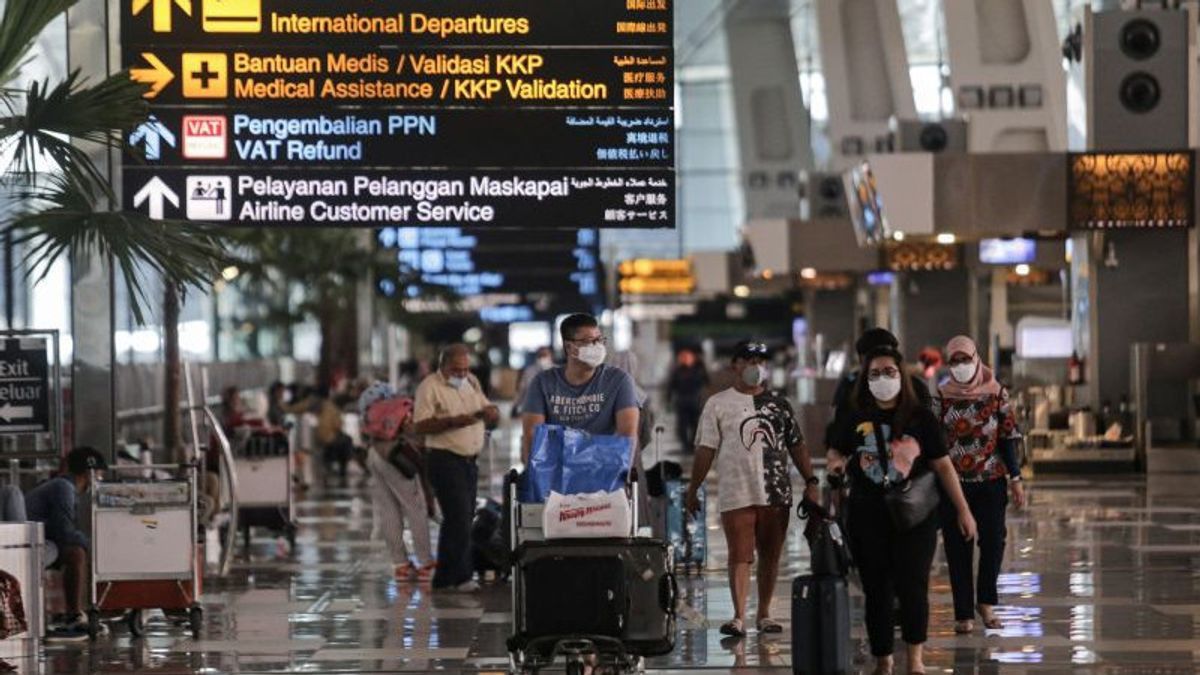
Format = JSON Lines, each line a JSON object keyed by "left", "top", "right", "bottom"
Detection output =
{"left": 14, "top": 428, "right": 1200, "bottom": 673}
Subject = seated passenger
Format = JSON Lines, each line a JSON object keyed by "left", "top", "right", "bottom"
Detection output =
{"left": 25, "top": 447, "right": 107, "bottom": 641}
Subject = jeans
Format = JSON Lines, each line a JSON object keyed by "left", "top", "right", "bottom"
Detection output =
{"left": 427, "top": 449, "right": 478, "bottom": 588}
{"left": 674, "top": 402, "right": 701, "bottom": 452}
{"left": 847, "top": 496, "right": 939, "bottom": 657}
{"left": 940, "top": 479, "right": 1008, "bottom": 621}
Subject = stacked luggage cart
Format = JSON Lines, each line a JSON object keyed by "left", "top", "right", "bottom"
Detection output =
{"left": 87, "top": 463, "right": 202, "bottom": 639}
{"left": 505, "top": 468, "right": 677, "bottom": 675}
{"left": 228, "top": 429, "right": 297, "bottom": 554}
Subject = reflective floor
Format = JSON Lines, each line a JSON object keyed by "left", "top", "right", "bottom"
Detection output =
{"left": 15, "top": 431, "right": 1200, "bottom": 673}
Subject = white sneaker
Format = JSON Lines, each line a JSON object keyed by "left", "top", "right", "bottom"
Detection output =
{"left": 454, "top": 580, "right": 480, "bottom": 593}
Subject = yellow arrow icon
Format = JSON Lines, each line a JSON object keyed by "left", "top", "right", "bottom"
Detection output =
{"left": 133, "top": 0, "right": 193, "bottom": 33}
{"left": 130, "top": 53, "right": 175, "bottom": 99}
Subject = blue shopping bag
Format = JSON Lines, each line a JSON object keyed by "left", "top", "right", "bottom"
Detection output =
{"left": 560, "top": 428, "right": 633, "bottom": 496}
{"left": 520, "top": 424, "right": 564, "bottom": 504}
{"left": 519, "top": 425, "right": 634, "bottom": 503}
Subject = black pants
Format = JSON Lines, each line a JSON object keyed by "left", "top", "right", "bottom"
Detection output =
{"left": 939, "top": 480, "right": 1008, "bottom": 621}
{"left": 847, "top": 496, "right": 938, "bottom": 657}
{"left": 674, "top": 402, "right": 700, "bottom": 453}
{"left": 427, "top": 449, "right": 478, "bottom": 589}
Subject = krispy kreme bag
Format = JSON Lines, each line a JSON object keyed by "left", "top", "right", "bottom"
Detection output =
{"left": 542, "top": 490, "right": 632, "bottom": 539}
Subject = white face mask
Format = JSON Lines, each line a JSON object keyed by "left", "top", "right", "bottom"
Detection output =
{"left": 576, "top": 343, "right": 607, "bottom": 368}
{"left": 741, "top": 364, "right": 769, "bottom": 388}
{"left": 950, "top": 362, "right": 977, "bottom": 384}
{"left": 869, "top": 376, "right": 902, "bottom": 402}
{"left": 446, "top": 376, "right": 467, "bottom": 390}
{"left": 537, "top": 357, "right": 553, "bottom": 369}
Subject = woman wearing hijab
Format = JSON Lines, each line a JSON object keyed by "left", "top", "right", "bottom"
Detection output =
{"left": 937, "top": 336, "right": 1025, "bottom": 634}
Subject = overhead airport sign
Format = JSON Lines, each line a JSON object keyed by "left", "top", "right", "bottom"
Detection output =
{"left": 126, "top": 110, "right": 673, "bottom": 168}
{"left": 125, "top": 48, "right": 672, "bottom": 108}
{"left": 123, "top": 169, "right": 674, "bottom": 228}
{"left": 0, "top": 338, "right": 51, "bottom": 435}
{"left": 120, "top": 0, "right": 674, "bottom": 230}
{"left": 123, "top": 0, "right": 672, "bottom": 48}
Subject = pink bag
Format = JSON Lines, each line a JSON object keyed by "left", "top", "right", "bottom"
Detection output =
{"left": 362, "top": 397, "right": 414, "bottom": 441}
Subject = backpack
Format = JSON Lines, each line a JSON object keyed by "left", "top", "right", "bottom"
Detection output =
{"left": 362, "top": 397, "right": 414, "bottom": 441}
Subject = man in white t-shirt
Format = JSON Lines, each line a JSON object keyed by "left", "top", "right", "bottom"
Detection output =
{"left": 685, "top": 341, "right": 819, "bottom": 639}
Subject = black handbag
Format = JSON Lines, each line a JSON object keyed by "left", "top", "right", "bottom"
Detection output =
{"left": 872, "top": 424, "right": 940, "bottom": 531}
{"left": 387, "top": 440, "right": 423, "bottom": 479}
{"left": 799, "top": 498, "right": 851, "bottom": 577}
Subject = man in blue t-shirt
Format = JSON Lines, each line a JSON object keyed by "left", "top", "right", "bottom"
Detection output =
{"left": 521, "top": 313, "right": 640, "bottom": 464}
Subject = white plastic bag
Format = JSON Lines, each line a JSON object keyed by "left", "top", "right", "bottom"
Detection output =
{"left": 542, "top": 490, "right": 631, "bottom": 539}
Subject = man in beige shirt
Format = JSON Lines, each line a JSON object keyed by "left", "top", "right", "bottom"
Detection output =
{"left": 414, "top": 343, "right": 499, "bottom": 592}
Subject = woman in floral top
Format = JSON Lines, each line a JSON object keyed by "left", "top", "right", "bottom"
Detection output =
{"left": 937, "top": 335, "right": 1025, "bottom": 634}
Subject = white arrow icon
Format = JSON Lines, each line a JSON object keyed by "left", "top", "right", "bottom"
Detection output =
{"left": 0, "top": 403, "right": 33, "bottom": 423}
{"left": 129, "top": 115, "right": 176, "bottom": 161}
{"left": 133, "top": 176, "right": 179, "bottom": 220}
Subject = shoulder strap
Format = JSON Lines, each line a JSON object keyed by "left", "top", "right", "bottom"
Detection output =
{"left": 871, "top": 420, "right": 891, "bottom": 482}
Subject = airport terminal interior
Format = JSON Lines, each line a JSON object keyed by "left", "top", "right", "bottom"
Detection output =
{"left": 1, "top": 0, "right": 1200, "bottom": 672}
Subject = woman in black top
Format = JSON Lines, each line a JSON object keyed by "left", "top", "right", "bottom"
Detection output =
{"left": 828, "top": 346, "right": 977, "bottom": 675}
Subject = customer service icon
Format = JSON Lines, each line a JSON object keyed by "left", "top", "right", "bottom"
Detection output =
{"left": 186, "top": 176, "right": 233, "bottom": 221}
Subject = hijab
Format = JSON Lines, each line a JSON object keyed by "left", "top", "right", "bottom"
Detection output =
{"left": 939, "top": 335, "right": 1003, "bottom": 400}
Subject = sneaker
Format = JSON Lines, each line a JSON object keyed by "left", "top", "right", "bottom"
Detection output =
{"left": 45, "top": 623, "right": 89, "bottom": 642}
{"left": 453, "top": 580, "right": 480, "bottom": 593}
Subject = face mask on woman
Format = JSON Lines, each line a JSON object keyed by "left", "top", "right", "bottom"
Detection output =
{"left": 950, "top": 361, "right": 977, "bottom": 384}
{"left": 869, "top": 375, "right": 902, "bottom": 402}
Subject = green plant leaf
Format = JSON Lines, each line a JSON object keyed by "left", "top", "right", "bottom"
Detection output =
{"left": 0, "top": 0, "right": 76, "bottom": 87}
{"left": 0, "top": 70, "right": 150, "bottom": 191}
{"left": 6, "top": 174, "right": 228, "bottom": 325}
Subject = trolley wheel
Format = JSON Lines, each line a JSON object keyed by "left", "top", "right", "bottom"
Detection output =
{"left": 189, "top": 606, "right": 203, "bottom": 639}
{"left": 126, "top": 609, "right": 147, "bottom": 638}
{"left": 87, "top": 608, "right": 100, "bottom": 641}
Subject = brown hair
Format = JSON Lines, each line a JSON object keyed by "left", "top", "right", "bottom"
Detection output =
{"left": 851, "top": 346, "right": 919, "bottom": 434}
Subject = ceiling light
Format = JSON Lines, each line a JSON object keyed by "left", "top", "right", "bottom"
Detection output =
{"left": 800, "top": 268, "right": 818, "bottom": 280}
{"left": 892, "top": 231, "right": 906, "bottom": 242}
{"left": 221, "top": 265, "right": 240, "bottom": 281}
{"left": 733, "top": 285, "right": 751, "bottom": 298}
{"left": 1015, "top": 264, "right": 1031, "bottom": 277}
{"left": 936, "top": 234, "right": 956, "bottom": 245}
{"left": 762, "top": 269, "right": 774, "bottom": 280}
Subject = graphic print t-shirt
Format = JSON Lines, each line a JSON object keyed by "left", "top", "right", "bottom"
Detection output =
{"left": 522, "top": 365, "right": 639, "bottom": 435}
{"left": 696, "top": 388, "right": 803, "bottom": 513}
{"left": 832, "top": 406, "right": 947, "bottom": 497}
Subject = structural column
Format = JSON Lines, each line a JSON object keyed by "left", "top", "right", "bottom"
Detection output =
{"left": 68, "top": 0, "right": 118, "bottom": 458}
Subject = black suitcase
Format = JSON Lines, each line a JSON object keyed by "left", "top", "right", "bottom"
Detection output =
{"left": 514, "top": 539, "right": 677, "bottom": 657}
{"left": 792, "top": 574, "right": 852, "bottom": 675}
{"left": 523, "top": 554, "right": 627, "bottom": 639}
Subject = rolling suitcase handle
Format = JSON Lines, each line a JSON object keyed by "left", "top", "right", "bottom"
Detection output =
{"left": 658, "top": 571, "right": 679, "bottom": 613}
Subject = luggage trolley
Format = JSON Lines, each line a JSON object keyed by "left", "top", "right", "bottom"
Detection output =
{"left": 87, "top": 463, "right": 202, "bottom": 640}
{"left": 505, "top": 469, "right": 676, "bottom": 675}
{"left": 230, "top": 428, "right": 297, "bottom": 554}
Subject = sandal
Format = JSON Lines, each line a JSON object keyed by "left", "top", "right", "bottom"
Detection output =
{"left": 415, "top": 562, "right": 437, "bottom": 582}
{"left": 718, "top": 619, "right": 746, "bottom": 638}
{"left": 757, "top": 617, "right": 783, "bottom": 634}
{"left": 977, "top": 605, "right": 1004, "bottom": 630}
{"left": 954, "top": 619, "right": 974, "bottom": 635}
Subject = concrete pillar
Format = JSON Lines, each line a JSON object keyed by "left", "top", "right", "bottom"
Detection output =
{"left": 815, "top": 0, "right": 917, "bottom": 169}
{"left": 68, "top": 0, "right": 118, "bottom": 459}
{"left": 942, "top": 0, "right": 1068, "bottom": 152}
{"left": 1070, "top": 6, "right": 1196, "bottom": 413}
{"left": 723, "top": 0, "right": 812, "bottom": 220}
